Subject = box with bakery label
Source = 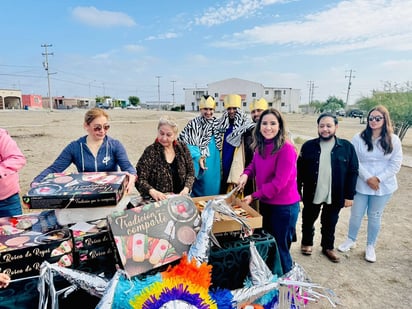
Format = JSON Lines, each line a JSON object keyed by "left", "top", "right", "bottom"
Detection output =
{"left": 107, "top": 195, "right": 201, "bottom": 278}
{"left": 22, "top": 172, "right": 128, "bottom": 209}
{"left": 74, "top": 244, "right": 117, "bottom": 279}
{"left": 70, "top": 219, "right": 112, "bottom": 251}
{"left": 191, "top": 195, "right": 262, "bottom": 234}
{"left": 0, "top": 223, "right": 74, "bottom": 280}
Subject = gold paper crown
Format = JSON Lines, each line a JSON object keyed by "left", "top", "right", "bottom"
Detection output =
{"left": 199, "top": 96, "right": 216, "bottom": 109}
{"left": 223, "top": 94, "right": 241, "bottom": 109}
{"left": 249, "top": 98, "right": 268, "bottom": 112}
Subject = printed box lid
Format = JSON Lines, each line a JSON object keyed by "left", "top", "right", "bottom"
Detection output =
{"left": 22, "top": 172, "right": 127, "bottom": 209}
{"left": 107, "top": 195, "right": 201, "bottom": 278}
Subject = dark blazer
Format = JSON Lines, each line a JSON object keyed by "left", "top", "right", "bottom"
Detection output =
{"left": 135, "top": 141, "right": 195, "bottom": 197}
{"left": 297, "top": 137, "right": 359, "bottom": 208}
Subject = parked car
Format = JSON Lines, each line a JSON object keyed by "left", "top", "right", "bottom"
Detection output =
{"left": 336, "top": 109, "right": 346, "bottom": 117}
{"left": 126, "top": 105, "right": 141, "bottom": 110}
{"left": 348, "top": 109, "right": 364, "bottom": 118}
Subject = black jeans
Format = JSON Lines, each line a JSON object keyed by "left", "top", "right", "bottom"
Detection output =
{"left": 301, "top": 202, "right": 341, "bottom": 250}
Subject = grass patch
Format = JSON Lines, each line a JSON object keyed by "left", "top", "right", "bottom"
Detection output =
{"left": 294, "top": 136, "right": 307, "bottom": 145}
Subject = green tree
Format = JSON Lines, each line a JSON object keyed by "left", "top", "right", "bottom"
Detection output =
{"left": 309, "top": 100, "right": 323, "bottom": 113}
{"left": 356, "top": 82, "right": 412, "bottom": 141}
{"left": 320, "top": 96, "right": 345, "bottom": 113}
{"left": 128, "top": 96, "right": 140, "bottom": 106}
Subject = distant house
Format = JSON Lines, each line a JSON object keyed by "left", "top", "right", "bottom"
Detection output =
{"left": 183, "top": 78, "right": 301, "bottom": 113}
{"left": 0, "top": 89, "right": 22, "bottom": 110}
{"left": 42, "top": 96, "right": 95, "bottom": 109}
{"left": 22, "top": 94, "right": 43, "bottom": 109}
{"left": 142, "top": 100, "right": 173, "bottom": 110}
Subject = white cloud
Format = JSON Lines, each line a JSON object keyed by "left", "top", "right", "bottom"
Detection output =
{"left": 216, "top": 0, "right": 412, "bottom": 54}
{"left": 195, "top": 0, "right": 284, "bottom": 26}
{"left": 145, "top": 32, "right": 179, "bottom": 40}
{"left": 381, "top": 59, "right": 412, "bottom": 70}
{"left": 72, "top": 6, "right": 136, "bottom": 27}
{"left": 123, "top": 44, "right": 145, "bottom": 53}
{"left": 186, "top": 54, "right": 211, "bottom": 64}
{"left": 92, "top": 52, "right": 112, "bottom": 60}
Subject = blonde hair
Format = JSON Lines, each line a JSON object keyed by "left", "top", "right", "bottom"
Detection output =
{"left": 84, "top": 108, "right": 109, "bottom": 125}
{"left": 158, "top": 115, "right": 179, "bottom": 134}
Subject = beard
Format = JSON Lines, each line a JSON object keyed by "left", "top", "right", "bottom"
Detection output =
{"left": 318, "top": 133, "right": 335, "bottom": 141}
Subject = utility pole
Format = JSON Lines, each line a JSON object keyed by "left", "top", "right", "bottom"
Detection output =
{"left": 41, "top": 44, "right": 53, "bottom": 111}
{"left": 171, "top": 80, "right": 176, "bottom": 110}
{"left": 88, "top": 80, "right": 96, "bottom": 99}
{"left": 307, "top": 80, "right": 314, "bottom": 113}
{"left": 156, "top": 76, "right": 161, "bottom": 110}
{"left": 345, "top": 69, "right": 356, "bottom": 107}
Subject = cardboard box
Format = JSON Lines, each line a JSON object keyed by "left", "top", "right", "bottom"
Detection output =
{"left": 0, "top": 221, "right": 74, "bottom": 280}
{"left": 22, "top": 172, "right": 128, "bottom": 209}
{"left": 74, "top": 244, "right": 117, "bottom": 278}
{"left": 192, "top": 195, "right": 262, "bottom": 234}
{"left": 55, "top": 195, "right": 131, "bottom": 225}
{"left": 107, "top": 195, "right": 201, "bottom": 278}
{"left": 70, "top": 219, "right": 112, "bottom": 250}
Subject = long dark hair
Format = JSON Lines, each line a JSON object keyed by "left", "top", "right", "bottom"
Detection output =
{"left": 251, "top": 108, "right": 287, "bottom": 156}
{"left": 361, "top": 105, "right": 393, "bottom": 155}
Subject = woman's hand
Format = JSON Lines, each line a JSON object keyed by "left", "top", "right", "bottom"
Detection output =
{"left": 366, "top": 176, "right": 380, "bottom": 191}
{"left": 149, "top": 188, "right": 167, "bottom": 201}
{"left": 0, "top": 273, "right": 10, "bottom": 288}
{"left": 179, "top": 187, "right": 190, "bottom": 196}
{"left": 125, "top": 174, "right": 137, "bottom": 194}
{"left": 237, "top": 174, "right": 248, "bottom": 192}
{"left": 199, "top": 156, "right": 207, "bottom": 170}
{"left": 242, "top": 195, "right": 253, "bottom": 205}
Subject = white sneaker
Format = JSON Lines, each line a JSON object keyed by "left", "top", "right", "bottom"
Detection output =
{"left": 365, "top": 245, "right": 376, "bottom": 263}
{"left": 338, "top": 239, "right": 356, "bottom": 252}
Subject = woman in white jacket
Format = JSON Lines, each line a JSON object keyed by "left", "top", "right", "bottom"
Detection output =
{"left": 338, "top": 105, "right": 403, "bottom": 262}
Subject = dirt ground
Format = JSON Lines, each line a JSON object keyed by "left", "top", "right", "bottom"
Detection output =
{"left": 1, "top": 109, "right": 411, "bottom": 308}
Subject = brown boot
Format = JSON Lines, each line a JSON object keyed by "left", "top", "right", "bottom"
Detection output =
{"left": 322, "top": 249, "right": 340, "bottom": 263}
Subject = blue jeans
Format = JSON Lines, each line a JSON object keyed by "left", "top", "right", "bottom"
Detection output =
{"left": 260, "top": 201, "right": 300, "bottom": 275}
{"left": 0, "top": 193, "right": 23, "bottom": 217}
{"left": 348, "top": 192, "right": 392, "bottom": 246}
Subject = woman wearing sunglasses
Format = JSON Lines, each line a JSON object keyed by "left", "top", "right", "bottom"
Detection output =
{"left": 31, "top": 108, "right": 137, "bottom": 193}
{"left": 338, "top": 105, "right": 403, "bottom": 262}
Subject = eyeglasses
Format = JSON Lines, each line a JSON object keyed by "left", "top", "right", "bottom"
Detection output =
{"left": 368, "top": 116, "right": 383, "bottom": 122}
{"left": 93, "top": 124, "right": 110, "bottom": 132}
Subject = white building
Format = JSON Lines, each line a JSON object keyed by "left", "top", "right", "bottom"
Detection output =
{"left": 183, "top": 78, "right": 301, "bottom": 113}
{"left": 0, "top": 89, "right": 22, "bottom": 110}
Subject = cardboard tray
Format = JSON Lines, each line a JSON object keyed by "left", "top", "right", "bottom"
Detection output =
{"left": 22, "top": 172, "right": 128, "bottom": 209}
{"left": 191, "top": 195, "right": 262, "bottom": 234}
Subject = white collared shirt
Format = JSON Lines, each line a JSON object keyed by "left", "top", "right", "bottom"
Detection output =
{"left": 352, "top": 133, "right": 403, "bottom": 195}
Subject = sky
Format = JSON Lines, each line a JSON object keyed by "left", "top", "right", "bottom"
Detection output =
{"left": 1, "top": 0, "right": 411, "bottom": 106}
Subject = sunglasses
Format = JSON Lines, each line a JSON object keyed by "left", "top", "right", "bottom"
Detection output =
{"left": 368, "top": 116, "right": 383, "bottom": 122}
{"left": 93, "top": 124, "right": 110, "bottom": 132}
